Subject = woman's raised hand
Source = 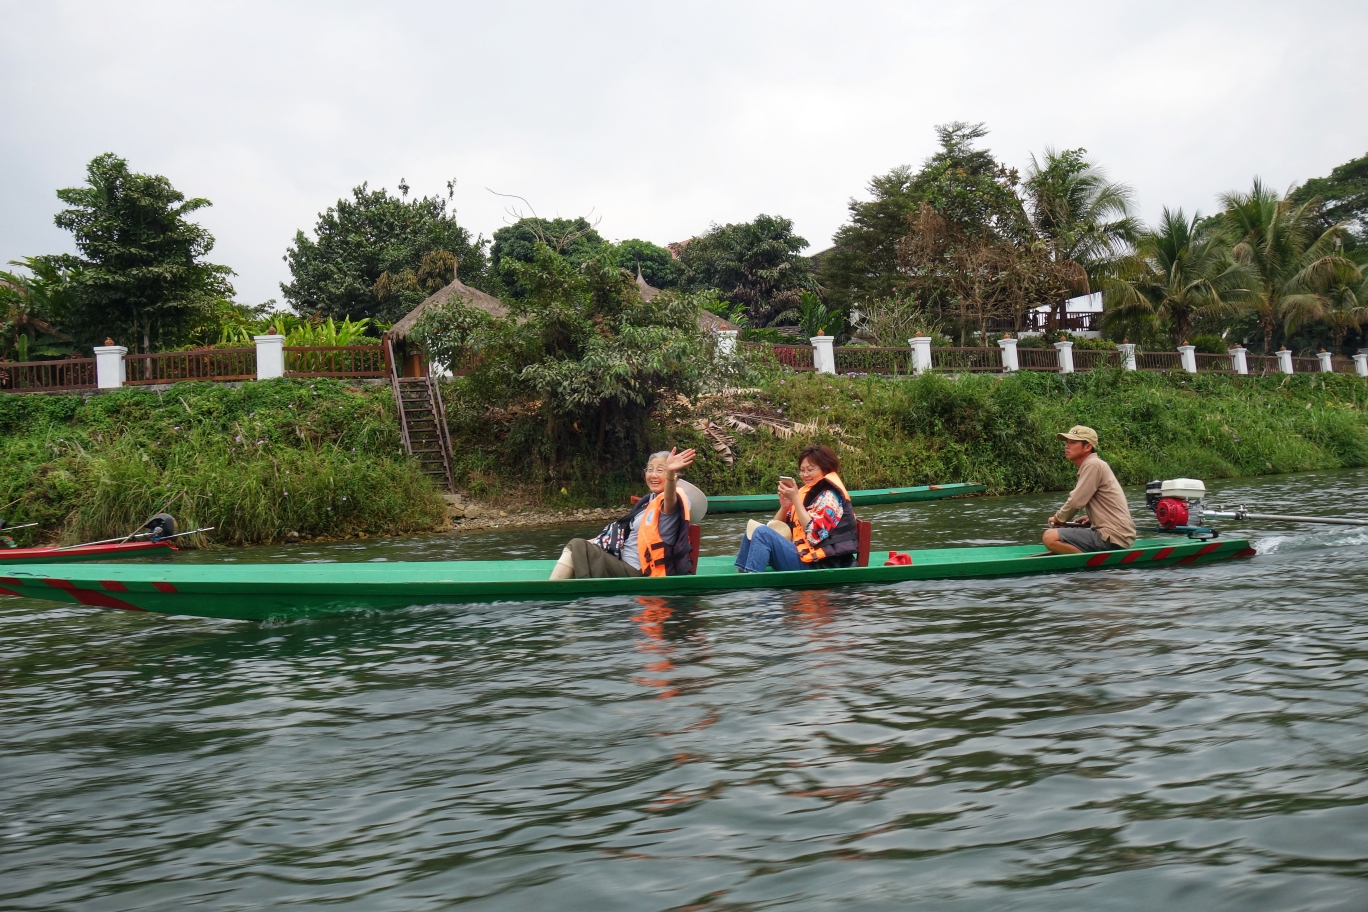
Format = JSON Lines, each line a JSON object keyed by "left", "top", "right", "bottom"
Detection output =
{"left": 665, "top": 447, "right": 696, "bottom": 475}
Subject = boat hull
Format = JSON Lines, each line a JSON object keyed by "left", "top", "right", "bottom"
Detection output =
{"left": 0, "top": 541, "right": 177, "bottom": 565}
{"left": 0, "top": 537, "right": 1254, "bottom": 623}
{"left": 707, "top": 483, "right": 986, "bottom": 514}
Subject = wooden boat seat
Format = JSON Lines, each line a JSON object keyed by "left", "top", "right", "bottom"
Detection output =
{"left": 856, "top": 519, "right": 872, "bottom": 568}
{"left": 688, "top": 523, "right": 701, "bottom": 575}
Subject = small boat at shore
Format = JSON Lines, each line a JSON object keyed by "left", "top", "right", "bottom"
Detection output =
{"left": 0, "top": 536, "right": 1253, "bottom": 622}
{"left": 0, "top": 541, "right": 178, "bottom": 565}
{"left": 707, "top": 482, "right": 986, "bottom": 514}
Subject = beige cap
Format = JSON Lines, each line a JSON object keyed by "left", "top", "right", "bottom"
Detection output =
{"left": 1057, "top": 425, "right": 1099, "bottom": 448}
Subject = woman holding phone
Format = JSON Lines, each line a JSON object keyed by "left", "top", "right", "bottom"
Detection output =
{"left": 733, "top": 444, "right": 859, "bottom": 573}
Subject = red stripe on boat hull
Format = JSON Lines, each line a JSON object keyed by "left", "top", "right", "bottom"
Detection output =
{"left": 45, "top": 578, "right": 145, "bottom": 611}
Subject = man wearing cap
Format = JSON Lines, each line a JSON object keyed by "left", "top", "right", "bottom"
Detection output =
{"left": 1043, "top": 425, "right": 1137, "bottom": 554}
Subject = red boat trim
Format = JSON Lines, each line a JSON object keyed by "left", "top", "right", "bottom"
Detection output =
{"left": 1152, "top": 547, "right": 1175, "bottom": 561}
{"left": 44, "top": 578, "right": 145, "bottom": 611}
{"left": 101, "top": 580, "right": 128, "bottom": 592}
{"left": 1178, "top": 542, "right": 1225, "bottom": 565}
{"left": 0, "top": 586, "right": 23, "bottom": 597}
{"left": 1236, "top": 547, "right": 1258, "bottom": 558}
{"left": 1120, "top": 551, "right": 1142, "bottom": 564}
{"left": 152, "top": 582, "right": 178, "bottom": 593}
{"left": 1086, "top": 553, "right": 1111, "bottom": 567}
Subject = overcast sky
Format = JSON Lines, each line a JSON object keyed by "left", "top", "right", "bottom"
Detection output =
{"left": 2, "top": 0, "right": 1365, "bottom": 305}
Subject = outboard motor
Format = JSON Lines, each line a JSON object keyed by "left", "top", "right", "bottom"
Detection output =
{"left": 144, "top": 513, "right": 177, "bottom": 541}
{"left": 1146, "top": 479, "right": 1207, "bottom": 531}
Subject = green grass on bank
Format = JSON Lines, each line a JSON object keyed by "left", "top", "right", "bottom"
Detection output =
{"left": 678, "top": 370, "right": 1368, "bottom": 497}
{"left": 4, "top": 372, "right": 1365, "bottom": 548}
{"left": 441, "top": 369, "right": 1368, "bottom": 503}
{"left": 0, "top": 380, "right": 446, "bottom": 548}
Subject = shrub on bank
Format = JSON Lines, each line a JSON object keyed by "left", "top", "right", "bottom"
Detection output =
{"left": 0, "top": 380, "right": 445, "bottom": 547}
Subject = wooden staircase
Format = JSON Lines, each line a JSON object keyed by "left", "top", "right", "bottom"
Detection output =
{"left": 386, "top": 338, "right": 456, "bottom": 493}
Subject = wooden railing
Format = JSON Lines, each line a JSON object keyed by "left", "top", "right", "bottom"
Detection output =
{"left": 1072, "top": 349, "right": 1121, "bottom": 371}
{"left": 1332, "top": 357, "right": 1358, "bottom": 375}
{"left": 125, "top": 349, "right": 256, "bottom": 385}
{"left": 0, "top": 358, "right": 96, "bottom": 392}
{"left": 1290, "top": 356, "right": 1322, "bottom": 374}
{"left": 930, "top": 347, "right": 1005, "bottom": 372}
{"left": 1135, "top": 351, "right": 1183, "bottom": 372}
{"left": 285, "top": 346, "right": 387, "bottom": 378}
{"left": 1017, "top": 347, "right": 1060, "bottom": 371}
{"left": 1247, "top": 354, "right": 1281, "bottom": 375}
{"left": 1194, "top": 353, "right": 1233, "bottom": 373}
{"left": 741, "top": 341, "right": 816, "bottom": 371}
{"left": 834, "top": 346, "right": 915, "bottom": 374}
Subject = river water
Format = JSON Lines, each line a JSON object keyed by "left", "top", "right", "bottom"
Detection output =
{"left": 3, "top": 470, "right": 1367, "bottom": 910}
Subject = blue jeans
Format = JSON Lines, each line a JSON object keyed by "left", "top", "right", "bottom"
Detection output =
{"left": 734, "top": 526, "right": 806, "bottom": 573}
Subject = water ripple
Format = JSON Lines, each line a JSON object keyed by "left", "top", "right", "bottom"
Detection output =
{"left": 2, "top": 470, "right": 1367, "bottom": 909}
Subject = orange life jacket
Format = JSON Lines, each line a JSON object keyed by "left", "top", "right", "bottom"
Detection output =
{"left": 785, "top": 472, "right": 859, "bottom": 565}
{"left": 637, "top": 490, "right": 691, "bottom": 577}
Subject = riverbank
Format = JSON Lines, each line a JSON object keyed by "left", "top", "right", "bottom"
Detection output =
{"left": 3, "top": 371, "right": 1366, "bottom": 547}
{"left": 451, "top": 369, "right": 1368, "bottom": 502}
{"left": 0, "top": 380, "right": 447, "bottom": 548}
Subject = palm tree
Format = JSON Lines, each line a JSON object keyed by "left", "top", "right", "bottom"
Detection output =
{"left": 1102, "top": 208, "right": 1251, "bottom": 346}
{"left": 1025, "top": 148, "right": 1140, "bottom": 325}
{"left": 1219, "top": 179, "right": 1357, "bottom": 354}
{"left": 1282, "top": 258, "right": 1368, "bottom": 355}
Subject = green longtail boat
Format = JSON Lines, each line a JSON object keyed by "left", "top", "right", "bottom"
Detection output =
{"left": 706, "top": 483, "right": 986, "bottom": 514}
{"left": 0, "top": 537, "right": 1253, "bottom": 623}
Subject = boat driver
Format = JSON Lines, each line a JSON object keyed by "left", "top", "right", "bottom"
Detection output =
{"left": 1043, "top": 425, "right": 1137, "bottom": 554}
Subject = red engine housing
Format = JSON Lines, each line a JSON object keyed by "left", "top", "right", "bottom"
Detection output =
{"left": 1154, "top": 497, "right": 1190, "bottom": 529}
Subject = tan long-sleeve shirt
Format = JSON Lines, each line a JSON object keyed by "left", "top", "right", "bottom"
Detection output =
{"left": 1053, "top": 453, "right": 1137, "bottom": 547}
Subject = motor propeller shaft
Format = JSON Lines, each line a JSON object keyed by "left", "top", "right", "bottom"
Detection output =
{"left": 1204, "top": 510, "right": 1368, "bottom": 527}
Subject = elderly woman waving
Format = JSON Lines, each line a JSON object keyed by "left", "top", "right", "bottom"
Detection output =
{"left": 734, "top": 444, "right": 859, "bottom": 573}
{"left": 549, "top": 448, "right": 697, "bottom": 580}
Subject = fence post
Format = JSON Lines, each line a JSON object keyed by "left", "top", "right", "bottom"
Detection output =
{"left": 255, "top": 335, "right": 285, "bottom": 380}
{"left": 1354, "top": 353, "right": 1368, "bottom": 377}
{"left": 1053, "top": 339, "right": 1074, "bottom": 374}
{"left": 810, "top": 335, "right": 835, "bottom": 374}
{"left": 93, "top": 344, "right": 127, "bottom": 389}
{"left": 1117, "top": 343, "right": 1136, "bottom": 371}
{"left": 909, "top": 336, "right": 932, "bottom": 375}
{"left": 1277, "top": 347, "right": 1294, "bottom": 374}
{"left": 997, "top": 335, "right": 1019, "bottom": 372}
{"left": 1317, "top": 350, "right": 1334, "bottom": 373}
{"left": 716, "top": 330, "right": 738, "bottom": 356}
{"left": 1178, "top": 344, "right": 1197, "bottom": 373}
{"left": 1228, "top": 346, "right": 1248, "bottom": 375}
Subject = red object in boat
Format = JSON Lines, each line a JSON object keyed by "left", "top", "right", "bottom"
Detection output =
{"left": 1154, "top": 498, "right": 1190, "bottom": 529}
{"left": 0, "top": 541, "right": 178, "bottom": 565}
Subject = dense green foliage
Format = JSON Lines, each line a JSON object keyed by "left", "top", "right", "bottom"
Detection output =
{"left": 282, "top": 182, "right": 488, "bottom": 323}
{"left": 0, "top": 257, "right": 77, "bottom": 361}
{"left": 1103, "top": 209, "right": 1250, "bottom": 345}
{"left": 678, "top": 214, "right": 818, "bottom": 327}
{"left": 0, "top": 381, "right": 444, "bottom": 547}
{"left": 828, "top": 125, "right": 1137, "bottom": 344}
{"left": 45, "top": 154, "right": 235, "bottom": 352}
{"left": 415, "top": 243, "right": 722, "bottom": 477}
{"left": 821, "top": 166, "right": 924, "bottom": 314}
{"left": 489, "top": 217, "right": 605, "bottom": 299}
{"left": 613, "top": 238, "right": 679, "bottom": 289}
{"left": 1291, "top": 152, "right": 1368, "bottom": 243}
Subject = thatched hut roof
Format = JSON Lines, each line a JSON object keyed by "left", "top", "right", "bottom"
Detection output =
{"left": 697, "top": 310, "right": 740, "bottom": 332}
{"left": 636, "top": 269, "right": 661, "bottom": 303}
{"left": 635, "top": 268, "right": 739, "bottom": 333}
{"left": 388, "top": 278, "right": 510, "bottom": 340}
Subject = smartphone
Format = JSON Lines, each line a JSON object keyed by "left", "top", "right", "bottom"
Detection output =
{"left": 779, "top": 475, "right": 796, "bottom": 486}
